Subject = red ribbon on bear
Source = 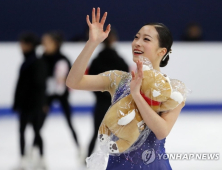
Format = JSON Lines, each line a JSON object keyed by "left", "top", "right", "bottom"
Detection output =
{"left": 140, "top": 91, "right": 161, "bottom": 106}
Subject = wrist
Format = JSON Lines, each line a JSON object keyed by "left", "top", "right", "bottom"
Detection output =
{"left": 87, "top": 39, "right": 100, "bottom": 46}
{"left": 131, "top": 91, "right": 141, "bottom": 99}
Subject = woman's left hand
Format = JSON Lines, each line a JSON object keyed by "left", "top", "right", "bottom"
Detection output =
{"left": 130, "top": 59, "right": 143, "bottom": 97}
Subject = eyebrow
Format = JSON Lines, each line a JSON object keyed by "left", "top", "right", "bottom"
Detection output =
{"left": 137, "top": 32, "right": 152, "bottom": 38}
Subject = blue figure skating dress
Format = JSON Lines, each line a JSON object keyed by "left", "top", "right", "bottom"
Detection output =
{"left": 99, "top": 70, "right": 172, "bottom": 170}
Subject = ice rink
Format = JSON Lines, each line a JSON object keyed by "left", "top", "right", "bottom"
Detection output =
{"left": 0, "top": 111, "right": 221, "bottom": 170}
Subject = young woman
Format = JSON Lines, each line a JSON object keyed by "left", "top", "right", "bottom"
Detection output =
{"left": 66, "top": 7, "right": 186, "bottom": 170}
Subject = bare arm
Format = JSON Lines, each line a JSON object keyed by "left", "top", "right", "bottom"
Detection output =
{"left": 130, "top": 60, "right": 185, "bottom": 140}
{"left": 133, "top": 93, "right": 185, "bottom": 140}
{"left": 66, "top": 7, "right": 111, "bottom": 91}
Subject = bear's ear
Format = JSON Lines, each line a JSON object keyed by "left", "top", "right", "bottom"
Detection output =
{"left": 170, "top": 91, "right": 184, "bottom": 104}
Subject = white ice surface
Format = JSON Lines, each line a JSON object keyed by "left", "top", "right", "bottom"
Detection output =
{"left": 0, "top": 111, "right": 222, "bottom": 170}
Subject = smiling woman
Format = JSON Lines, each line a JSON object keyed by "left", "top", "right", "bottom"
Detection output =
{"left": 132, "top": 23, "right": 173, "bottom": 71}
{"left": 66, "top": 7, "right": 188, "bottom": 170}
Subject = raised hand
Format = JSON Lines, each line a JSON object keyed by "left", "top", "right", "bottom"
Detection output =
{"left": 86, "top": 7, "right": 111, "bottom": 44}
{"left": 130, "top": 59, "right": 143, "bottom": 96}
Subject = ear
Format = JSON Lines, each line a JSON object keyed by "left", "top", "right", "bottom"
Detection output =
{"left": 158, "top": 47, "right": 167, "bottom": 58}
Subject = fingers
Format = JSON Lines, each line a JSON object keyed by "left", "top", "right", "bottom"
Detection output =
{"left": 139, "top": 60, "right": 143, "bottom": 78}
{"left": 131, "top": 71, "right": 135, "bottom": 80}
{"left": 86, "top": 15, "right": 91, "bottom": 26}
{"left": 100, "top": 12, "right": 107, "bottom": 25}
{"left": 136, "top": 60, "right": 143, "bottom": 78}
{"left": 105, "top": 24, "right": 111, "bottom": 34}
{"left": 90, "top": 7, "right": 108, "bottom": 25}
{"left": 96, "top": 7, "right": 100, "bottom": 22}
{"left": 92, "top": 8, "right": 96, "bottom": 23}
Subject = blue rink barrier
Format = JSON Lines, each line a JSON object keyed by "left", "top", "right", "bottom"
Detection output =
{"left": 182, "top": 103, "right": 222, "bottom": 111}
{"left": 0, "top": 103, "right": 222, "bottom": 116}
{"left": 0, "top": 105, "right": 94, "bottom": 116}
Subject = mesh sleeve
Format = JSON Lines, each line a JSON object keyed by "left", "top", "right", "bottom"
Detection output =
{"left": 99, "top": 70, "right": 127, "bottom": 95}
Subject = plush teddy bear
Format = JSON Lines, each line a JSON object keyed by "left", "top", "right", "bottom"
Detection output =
{"left": 98, "top": 60, "right": 185, "bottom": 154}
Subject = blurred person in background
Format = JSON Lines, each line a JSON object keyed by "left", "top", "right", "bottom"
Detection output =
{"left": 86, "top": 28, "right": 129, "bottom": 159}
{"left": 41, "top": 31, "right": 80, "bottom": 156}
{"left": 13, "top": 33, "right": 48, "bottom": 170}
{"left": 181, "top": 22, "right": 203, "bottom": 41}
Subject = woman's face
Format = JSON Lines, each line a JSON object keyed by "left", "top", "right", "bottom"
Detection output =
{"left": 42, "top": 35, "right": 58, "bottom": 54}
{"left": 131, "top": 25, "right": 166, "bottom": 69}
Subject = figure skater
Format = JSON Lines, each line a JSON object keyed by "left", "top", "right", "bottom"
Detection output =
{"left": 66, "top": 7, "right": 186, "bottom": 170}
{"left": 41, "top": 31, "right": 79, "bottom": 150}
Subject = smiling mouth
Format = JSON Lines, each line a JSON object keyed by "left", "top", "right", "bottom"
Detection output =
{"left": 133, "top": 51, "right": 144, "bottom": 55}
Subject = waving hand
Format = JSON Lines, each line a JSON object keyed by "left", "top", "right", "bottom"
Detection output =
{"left": 86, "top": 7, "right": 111, "bottom": 44}
{"left": 130, "top": 59, "right": 143, "bottom": 96}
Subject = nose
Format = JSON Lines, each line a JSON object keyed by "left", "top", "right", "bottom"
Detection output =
{"left": 135, "top": 39, "right": 141, "bottom": 47}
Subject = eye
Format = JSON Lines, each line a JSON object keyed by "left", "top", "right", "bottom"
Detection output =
{"left": 134, "top": 35, "right": 138, "bottom": 39}
{"left": 144, "top": 38, "right": 150, "bottom": 41}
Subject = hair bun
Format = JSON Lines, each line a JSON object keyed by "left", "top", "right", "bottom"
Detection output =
{"left": 160, "top": 55, "right": 169, "bottom": 67}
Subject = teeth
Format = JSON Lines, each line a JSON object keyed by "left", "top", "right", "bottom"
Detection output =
{"left": 134, "top": 50, "right": 143, "bottom": 53}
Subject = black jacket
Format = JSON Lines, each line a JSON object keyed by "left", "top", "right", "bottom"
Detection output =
{"left": 42, "top": 50, "right": 71, "bottom": 78}
{"left": 13, "top": 51, "right": 47, "bottom": 113}
{"left": 88, "top": 47, "right": 129, "bottom": 103}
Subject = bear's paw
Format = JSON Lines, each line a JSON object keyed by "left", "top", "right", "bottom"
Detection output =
{"left": 99, "top": 134, "right": 109, "bottom": 145}
{"left": 108, "top": 141, "right": 119, "bottom": 153}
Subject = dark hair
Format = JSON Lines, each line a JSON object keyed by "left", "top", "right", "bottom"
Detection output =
{"left": 19, "top": 32, "right": 39, "bottom": 48}
{"left": 45, "top": 31, "right": 64, "bottom": 49}
{"left": 143, "top": 23, "right": 173, "bottom": 67}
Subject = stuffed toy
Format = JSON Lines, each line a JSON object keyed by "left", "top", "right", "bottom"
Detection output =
{"left": 98, "top": 57, "right": 186, "bottom": 154}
